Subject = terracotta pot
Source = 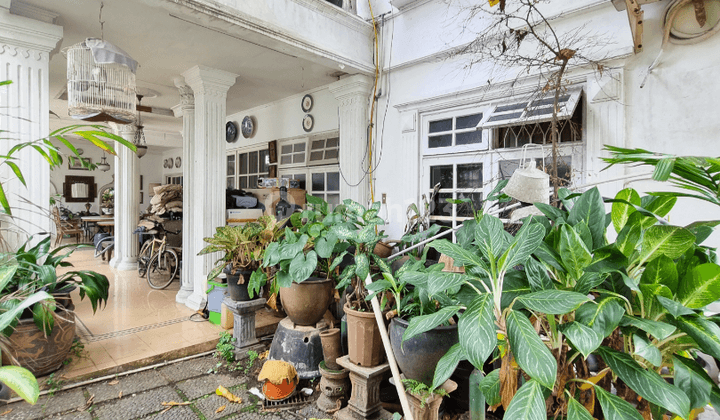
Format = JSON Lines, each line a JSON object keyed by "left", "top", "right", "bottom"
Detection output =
{"left": 373, "top": 241, "right": 393, "bottom": 258}
{"left": 345, "top": 303, "right": 384, "bottom": 367}
{"left": 319, "top": 328, "right": 342, "bottom": 370}
{"left": 2, "top": 308, "right": 76, "bottom": 377}
{"left": 280, "top": 277, "right": 333, "bottom": 326}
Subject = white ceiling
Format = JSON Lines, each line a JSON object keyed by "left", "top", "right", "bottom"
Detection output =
{"left": 24, "top": 0, "right": 339, "bottom": 145}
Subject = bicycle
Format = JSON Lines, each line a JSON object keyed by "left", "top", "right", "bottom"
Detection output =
{"left": 136, "top": 225, "right": 181, "bottom": 289}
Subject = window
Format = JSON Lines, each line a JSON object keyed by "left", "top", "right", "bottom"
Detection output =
{"left": 308, "top": 136, "right": 339, "bottom": 166}
{"left": 496, "top": 98, "right": 583, "bottom": 149}
{"left": 424, "top": 109, "right": 488, "bottom": 154}
{"left": 480, "top": 88, "right": 583, "bottom": 130}
{"left": 165, "top": 175, "right": 183, "bottom": 185}
{"left": 310, "top": 167, "right": 341, "bottom": 207}
{"left": 227, "top": 147, "right": 269, "bottom": 189}
{"left": 279, "top": 139, "right": 307, "bottom": 167}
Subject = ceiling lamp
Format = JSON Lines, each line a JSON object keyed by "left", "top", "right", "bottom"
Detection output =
{"left": 97, "top": 154, "right": 111, "bottom": 172}
{"left": 65, "top": 3, "right": 138, "bottom": 124}
{"left": 134, "top": 95, "right": 148, "bottom": 158}
{"left": 503, "top": 144, "right": 550, "bottom": 205}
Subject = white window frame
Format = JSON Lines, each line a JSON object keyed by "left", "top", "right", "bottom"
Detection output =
{"left": 165, "top": 174, "right": 183, "bottom": 185}
{"left": 278, "top": 164, "right": 340, "bottom": 207}
{"left": 227, "top": 144, "right": 269, "bottom": 190}
{"left": 277, "top": 137, "right": 309, "bottom": 168}
{"left": 421, "top": 106, "right": 490, "bottom": 156}
{"left": 307, "top": 133, "right": 340, "bottom": 166}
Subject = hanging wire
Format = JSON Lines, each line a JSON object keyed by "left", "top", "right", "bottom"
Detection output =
{"left": 99, "top": 2, "right": 105, "bottom": 40}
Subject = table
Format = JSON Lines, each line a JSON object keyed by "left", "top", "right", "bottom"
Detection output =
{"left": 80, "top": 216, "right": 114, "bottom": 241}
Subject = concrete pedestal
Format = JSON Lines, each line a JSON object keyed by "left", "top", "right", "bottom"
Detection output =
{"left": 223, "top": 297, "right": 266, "bottom": 356}
{"left": 317, "top": 361, "right": 350, "bottom": 413}
{"left": 335, "top": 355, "right": 393, "bottom": 420}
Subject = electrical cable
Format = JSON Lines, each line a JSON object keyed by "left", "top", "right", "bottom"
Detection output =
{"left": 367, "top": 0, "right": 380, "bottom": 205}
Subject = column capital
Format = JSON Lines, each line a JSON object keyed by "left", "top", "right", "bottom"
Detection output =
{"left": 109, "top": 122, "right": 137, "bottom": 135}
{"left": 182, "top": 65, "right": 238, "bottom": 96}
{"left": 0, "top": 8, "right": 62, "bottom": 58}
{"left": 172, "top": 82, "right": 195, "bottom": 118}
{"left": 329, "top": 74, "right": 373, "bottom": 102}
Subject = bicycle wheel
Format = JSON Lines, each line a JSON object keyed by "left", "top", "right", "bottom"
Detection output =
{"left": 137, "top": 243, "right": 152, "bottom": 277}
{"left": 146, "top": 249, "right": 179, "bottom": 289}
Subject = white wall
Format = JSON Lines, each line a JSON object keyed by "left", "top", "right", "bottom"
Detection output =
{"left": 161, "top": 147, "right": 184, "bottom": 183}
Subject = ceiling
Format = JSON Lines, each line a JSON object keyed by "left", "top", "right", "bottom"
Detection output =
{"left": 21, "top": 0, "right": 339, "bottom": 147}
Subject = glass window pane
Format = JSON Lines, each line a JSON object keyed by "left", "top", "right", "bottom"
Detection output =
{"left": 429, "top": 134, "right": 452, "bottom": 148}
{"left": 226, "top": 155, "right": 235, "bottom": 176}
{"left": 456, "top": 131, "right": 483, "bottom": 145}
{"left": 249, "top": 151, "right": 259, "bottom": 174}
{"left": 327, "top": 172, "right": 339, "bottom": 191}
{"left": 429, "top": 118, "right": 452, "bottom": 133}
{"left": 324, "top": 149, "right": 338, "bottom": 160}
{"left": 293, "top": 153, "right": 305, "bottom": 164}
{"left": 294, "top": 142, "right": 306, "bottom": 152}
{"left": 295, "top": 174, "right": 306, "bottom": 190}
{"left": 498, "top": 159, "right": 521, "bottom": 181}
{"left": 239, "top": 153, "right": 248, "bottom": 174}
{"left": 311, "top": 139, "right": 325, "bottom": 150}
{"left": 312, "top": 193, "right": 324, "bottom": 201}
{"left": 227, "top": 177, "right": 235, "bottom": 189}
{"left": 259, "top": 150, "right": 269, "bottom": 173}
{"left": 457, "top": 193, "right": 483, "bottom": 217}
{"left": 457, "top": 163, "right": 483, "bottom": 188}
{"left": 543, "top": 156, "right": 572, "bottom": 186}
{"left": 326, "top": 137, "right": 339, "bottom": 148}
{"left": 430, "top": 165, "right": 453, "bottom": 189}
{"left": 249, "top": 175, "right": 258, "bottom": 189}
{"left": 327, "top": 194, "right": 340, "bottom": 207}
{"left": 312, "top": 173, "right": 325, "bottom": 192}
{"left": 456, "top": 114, "right": 483, "bottom": 129}
{"left": 431, "top": 192, "right": 453, "bottom": 216}
{"left": 281, "top": 145, "right": 293, "bottom": 155}
{"left": 239, "top": 176, "right": 247, "bottom": 189}
{"left": 281, "top": 155, "right": 292, "bottom": 165}
{"left": 309, "top": 151, "right": 324, "bottom": 161}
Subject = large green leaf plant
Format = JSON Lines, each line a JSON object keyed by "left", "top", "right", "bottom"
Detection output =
{"left": 402, "top": 186, "right": 720, "bottom": 420}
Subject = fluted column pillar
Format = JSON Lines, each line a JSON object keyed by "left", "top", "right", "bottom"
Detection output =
{"left": 182, "top": 65, "right": 238, "bottom": 311}
{"left": 109, "top": 123, "right": 140, "bottom": 270}
{"left": 0, "top": 8, "right": 62, "bottom": 249}
{"left": 329, "top": 75, "right": 373, "bottom": 205}
{"left": 172, "top": 79, "right": 195, "bottom": 304}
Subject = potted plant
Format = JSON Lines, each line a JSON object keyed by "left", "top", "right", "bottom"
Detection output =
{"left": 1, "top": 235, "right": 110, "bottom": 376}
{"left": 199, "top": 215, "right": 283, "bottom": 302}
{"left": 100, "top": 188, "right": 114, "bottom": 215}
{"left": 260, "top": 196, "right": 350, "bottom": 325}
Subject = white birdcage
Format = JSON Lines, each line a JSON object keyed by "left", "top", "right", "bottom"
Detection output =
{"left": 66, "top": 38, "right": 137, "bottom": 123}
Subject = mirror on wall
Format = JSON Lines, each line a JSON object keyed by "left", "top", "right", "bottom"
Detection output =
{"left": 63, "top": 175, "right": 96, "bottom": 203}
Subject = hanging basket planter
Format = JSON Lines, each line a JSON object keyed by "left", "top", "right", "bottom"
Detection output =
{"left": 66, "top": 38, "right": 137, "bottom": 124}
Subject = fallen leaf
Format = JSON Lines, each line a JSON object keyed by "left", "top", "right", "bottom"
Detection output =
{"left": 259, "top": 350, "right": 269, "bottom": 360}
{"left": 216, "top": 405, "right": 226, "bottom": 414}
{"left": 108, "top": 379, "right": 119, "bottom": 386}
{"left": 216, "top": 385, "right": 242, "bottom": 404}
{"left": 580, "top": 367, "right": 610, "bottom": 390}
{"left": 161, "top": 401, "right": 191, "bottom": 406}
{"left": 78, "top": 395, "right": 95, "bottom": 412}
{"left": 159, "top": 406, "right": 172, "bottom": 415}
{"left": 118, "top": 391, "right": 122, "bottom": 399}
{"left": 0, "top": 409, "right": 12, "bottom": 416}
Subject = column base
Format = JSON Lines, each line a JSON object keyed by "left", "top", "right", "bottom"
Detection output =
{"left": 175, "top": 288, "right": 193, "bottom": 304}
{"left": 185, "top": 292, "right": 207, "bottom": 311}
{"left": 114, "top": 257, "right": 138, "bottom": 271}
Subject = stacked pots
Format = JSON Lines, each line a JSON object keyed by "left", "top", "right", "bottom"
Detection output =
{"left": 279, "top": 277, "right": 334, "bottom": 326}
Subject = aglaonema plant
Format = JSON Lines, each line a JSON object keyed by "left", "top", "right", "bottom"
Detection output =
{"left": 402, "top": 186, "right": 720, "bottom": 420}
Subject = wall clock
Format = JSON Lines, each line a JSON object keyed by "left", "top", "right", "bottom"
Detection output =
{"left": 241, "top": 116, "right": 255, "bottom": 138}
{"left": 302, "top": 114, "right": 314, "bottom": 132}
{"left": 301, "top": 94, "right": 313, "bottom": 112}
{"left": 226, "top": 121, "right": 238, "bottom": 143}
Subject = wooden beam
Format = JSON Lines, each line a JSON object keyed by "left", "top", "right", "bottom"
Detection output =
{"left": 625, "top": 0, "right": 645, "bottom": 53}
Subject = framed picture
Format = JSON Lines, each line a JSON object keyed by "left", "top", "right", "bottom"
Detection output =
{"left": 140, "top": 175, "right": 144, "bottom": 191}
{"left": 269, "top": 165, "right": 277, "bottom": 178}
{"left": 268, "top": 140, "right": 278, "bottom": 164}
{"left": 68, "top": 156, "right": 92, "bottom": 170}
{"left": 140, "top": 192, "right": 144, "bottom": 204}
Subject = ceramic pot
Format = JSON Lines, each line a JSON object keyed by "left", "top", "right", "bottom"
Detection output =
{"left": 345, "top": 303, "right": 384, "bottom": 367}
{"left": 319, "top": 328, "right": 342, "bottom": 370}
{"left": 389, "top": 317, "right": 458, "bottom": 385}
{"left": 0, "top": 382, "right": 10, "bottom": 402}
{"left": 2, "top": 308, "right": 76, "bottom": 377}
{"left": 225, "top": 268, "right": 253, "bottom": 301}
{"left": 279, "top": 277, "right": 333, "bottom": 326}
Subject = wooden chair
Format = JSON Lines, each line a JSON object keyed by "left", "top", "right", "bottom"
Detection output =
{"left": 52, "top": 207, "right": 83, "bottom": 246}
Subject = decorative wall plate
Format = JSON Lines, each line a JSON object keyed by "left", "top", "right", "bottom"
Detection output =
{"left": 163, "top": 159, "right": 168, "bottom": 168}
{"left": 226, "top": 121, "right": 238, "bottom": 143}
{"left": 301, "top": 94, "right": 313, "bottom": 112}
{"left": 241, "top": 116, "right": 255, "bottom": 138}
{"left": 175, "top": 157, "right": 181, "bottom": 168}
{"left": 302, "top": 114, "right": 314, "bottom": 133}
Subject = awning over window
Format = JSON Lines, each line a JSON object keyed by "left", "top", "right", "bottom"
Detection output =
{"left": 477, "top": 88, "right": 583, "bottom": 130}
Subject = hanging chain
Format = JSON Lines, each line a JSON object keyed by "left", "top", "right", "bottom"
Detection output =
{"left": 99, "top": 2, "right": 105, "bottom": 40}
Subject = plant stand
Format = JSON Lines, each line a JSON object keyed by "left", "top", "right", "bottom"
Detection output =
{"left": 317, "top": 361, "right": 350, "bottom": 413}
{"left": 335, "top": 355, "right": 393, "bottom": 420}
{"left": 403, "top": 376, "right": 457, "bottom": 420}
{"left": 223, "top": 297, "right": 266, "bottom": 356}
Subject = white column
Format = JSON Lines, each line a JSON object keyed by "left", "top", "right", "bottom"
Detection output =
{"left": 0, "top": 8, "right": 62, "bottom": 248}
{"left": 172, "top": 79, "right": 195, "bottom": 304}
{"left": 182, "top": 65, "right": 237, "bottom": 311}
{"left": 329, "top": 75, "right": 373, "bottom": 205}
{"left": 109, "top": 123, "right": 140, "bottom": 270}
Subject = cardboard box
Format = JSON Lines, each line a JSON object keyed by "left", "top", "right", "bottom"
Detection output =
{"left": 244, "top": 188, "right": 306, "bottom": 216}
{"left": 220, "top": 302, "right": 234, "bottom": 330}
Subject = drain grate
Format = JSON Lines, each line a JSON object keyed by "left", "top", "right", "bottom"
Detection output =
{"left": 262, "top": 392, "right": 311, "bottom": 411}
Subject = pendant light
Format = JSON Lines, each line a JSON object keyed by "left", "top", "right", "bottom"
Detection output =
{"left": 65, "top": 2, "right": 138, "bottom": 124}
{"left": 97, "top": 153, "right": 111, "bottom": 172}
{"left": 134, "top": 95, "right": 148, "bottom": 158}
{"left": 503, "top": 144, "right": 550, "bottom": 205}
